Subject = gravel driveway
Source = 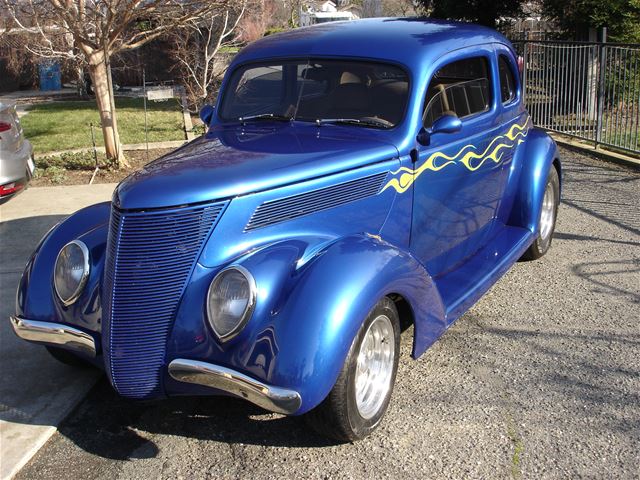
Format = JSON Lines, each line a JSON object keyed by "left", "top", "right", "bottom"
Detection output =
{"left": 15, "top": 147, "right": 640, "bottom": 479}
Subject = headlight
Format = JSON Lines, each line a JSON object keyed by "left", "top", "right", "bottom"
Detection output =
{"left": 206, "top": 266, "right": 256, "bottom": 341}
{"left": 54, "top": 240, "right": 90, "bottom": 306}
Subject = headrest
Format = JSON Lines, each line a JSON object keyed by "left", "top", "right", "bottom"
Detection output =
{"left": 340, "top": 71, "right": 362, "bottom": 84}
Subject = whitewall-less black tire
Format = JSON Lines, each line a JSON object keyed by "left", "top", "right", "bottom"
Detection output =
{"left": 522, "top": 166, "right": 560, "bottom": 260}
{"left": 305, "top": 296, "right": 400, "bottom": 442}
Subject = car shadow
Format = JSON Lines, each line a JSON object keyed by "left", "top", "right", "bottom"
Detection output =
{"left": 0, "top": 214, "right": 68, "bottom": 270}
{"left": 57, "top": 379, "right": 340, "bottom": 460}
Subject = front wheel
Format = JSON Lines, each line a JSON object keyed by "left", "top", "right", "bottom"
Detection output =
{"left": 305, "top": 296, "right": 400, "bottom": 442}
{"left": 522, "top": 166, "right": 560, "bottom": 260}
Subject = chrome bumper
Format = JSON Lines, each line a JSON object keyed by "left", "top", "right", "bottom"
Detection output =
{"left": 168, "top": 359, "right": 302, "bottom": 415}
{"left": 10, "top": 316, "right": 96, "bottom": 357}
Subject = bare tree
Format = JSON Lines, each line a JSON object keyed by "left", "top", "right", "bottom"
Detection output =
{"left": 1, "top": 0, "right": 229, "bottom": 166}
{"left": 238, "top": 0, "right": 278, "bottom": 43}
{"left": 170, "top": 1, "right": 246, "bottom": 108}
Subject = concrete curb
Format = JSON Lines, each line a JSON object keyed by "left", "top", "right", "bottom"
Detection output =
{"left": 550, "top": 133, "right": 640, "bottom": 170}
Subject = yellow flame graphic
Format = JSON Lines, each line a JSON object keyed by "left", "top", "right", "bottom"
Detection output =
{"left": 382, "top": 117, "right": 531, "bottom": 194}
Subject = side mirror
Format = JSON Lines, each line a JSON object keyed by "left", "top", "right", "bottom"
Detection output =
{"left": 432, "top": 113, "right": 462, "bottom": 135}
{"left": 199, "top": 104, "right": 215, "bottom": 127}
{"left": 417, "top": 113, "right": 462, "bottom": 146}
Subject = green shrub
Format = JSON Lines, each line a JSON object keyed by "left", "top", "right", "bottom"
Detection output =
{"left": 264, "top": 27, "right": 286, "bottom": 37}
{"left": 37, "top": 151, "right": 108, "bottom": 171}
{"left": 192, "top": 124, "right": 206, "bottom": 136}
{"left": 37, "top": 166, "right": 67, "bottom": 184}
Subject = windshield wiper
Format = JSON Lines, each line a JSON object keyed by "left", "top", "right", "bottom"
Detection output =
{"left": 314, "top": 118, "right": 390, "bottom": 129}
{"left": 239, "top": 113, "right": 292, "bottom": 124}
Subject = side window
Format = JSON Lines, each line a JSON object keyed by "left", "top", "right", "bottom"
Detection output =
{"left": 423, "top": 56, "right": 491, "bottom": 128}
{"left": 498, "top": 55, "right": 516, "bottom": 104}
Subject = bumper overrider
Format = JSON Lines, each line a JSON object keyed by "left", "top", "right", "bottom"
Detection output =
{"left": 10, "top": 316, "right": 302, "bottom": 415}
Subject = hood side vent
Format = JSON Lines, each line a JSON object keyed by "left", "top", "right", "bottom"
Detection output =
{"left": 245, "top": 172, "right": 388, "bottom": 232}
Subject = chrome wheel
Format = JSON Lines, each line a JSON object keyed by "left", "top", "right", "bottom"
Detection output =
{"left": 539, "top": 180, "right": 556, "bottom": 241}
{"left": 355, "top": 314, "right": 395, "bottom": 420}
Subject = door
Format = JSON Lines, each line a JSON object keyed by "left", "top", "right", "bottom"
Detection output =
{"left": 410, "top": 49, "right": 511, "bottom": 277}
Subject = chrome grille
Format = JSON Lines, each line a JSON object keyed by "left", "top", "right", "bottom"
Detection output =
{"left": 103, "top": 201, "right": 227, "bottom": 399}
{"left": 245, "top": 172, "right": 387, "bottom": 231}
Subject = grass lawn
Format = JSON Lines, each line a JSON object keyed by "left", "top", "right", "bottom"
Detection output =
{"left": 22, "top": 97, "right": 186, "bottom": 153}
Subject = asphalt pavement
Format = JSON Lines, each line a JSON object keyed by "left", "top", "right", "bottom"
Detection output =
{"left": 8, "top": 149, "right": 640, "bottom": 479}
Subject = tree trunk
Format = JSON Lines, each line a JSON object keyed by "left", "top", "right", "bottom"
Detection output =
{"left": 87, "top": 51, "right": 128, "bottom": 167}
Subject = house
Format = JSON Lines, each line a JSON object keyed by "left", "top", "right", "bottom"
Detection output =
{"left": 299, "top": 1, "right": 359, "bottom": 27}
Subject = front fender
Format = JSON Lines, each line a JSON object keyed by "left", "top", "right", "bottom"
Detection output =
{"left": 200, "top": 234, "right": 445, "bottom": 414}
{"left": 17, "top": 202, "right": 111, "bottom": 336}
{"left": 507, "top": 128, "right": 561, "bottom": 232}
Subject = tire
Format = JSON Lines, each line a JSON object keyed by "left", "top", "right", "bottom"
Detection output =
{"left": 45, "top": 346, "right": 92, "bottom": 368}
{"left": 521, "top": 166, "right": 560, "bottom": 261}
{"left": 305, "top": 296, "right": 400, "bottom": 442}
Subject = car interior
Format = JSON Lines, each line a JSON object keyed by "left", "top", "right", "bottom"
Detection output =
{"left": 221, "top": 61, "right": 410, "bottom": 127}
{"left": 422, "top": 56, "right": 491, "bottom": 128}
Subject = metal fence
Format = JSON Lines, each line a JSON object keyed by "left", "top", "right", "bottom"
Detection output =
{"left": 513, "top": 40, "right": 640, "bottom": 155}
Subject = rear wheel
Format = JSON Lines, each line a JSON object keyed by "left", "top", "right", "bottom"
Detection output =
{"left": 45, "top": 346, "right": 92, "bottom": 368}
{"left": 522, "top": 166, "right": 560, "bottom": 260}
{"left": 305, "top": 296, "right": 400, "bottom": 442}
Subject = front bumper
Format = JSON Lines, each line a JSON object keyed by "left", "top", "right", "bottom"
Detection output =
{"left": 10, "top": 316, "right": 301, "bottom": 414}
{"left": 168, "top": 359, "right": 302, "bottom": 414}
{"left": 10, "top": 316, "right": 96, "bottom": 357}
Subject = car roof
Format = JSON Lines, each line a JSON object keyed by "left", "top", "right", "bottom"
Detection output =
{"left": 233, "top": 18, "right": 513, "bottom": 70}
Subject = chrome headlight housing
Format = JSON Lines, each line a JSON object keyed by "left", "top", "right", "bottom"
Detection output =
{"left": 54, "top": 240, "right": 90, "bottom": 306}
{"left": 206, "top": 265, "right": 256, "bottom": 342}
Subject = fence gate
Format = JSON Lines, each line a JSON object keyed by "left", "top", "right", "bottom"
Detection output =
{"left": 513, "top": 40, "right": 640, "bottom": 156}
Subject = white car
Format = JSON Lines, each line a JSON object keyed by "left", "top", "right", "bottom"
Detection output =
{"left": 0, "top": 102, "right": 34, "bottom": 203}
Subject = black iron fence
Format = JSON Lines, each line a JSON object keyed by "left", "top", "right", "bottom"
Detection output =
{"left": 513, "top": 40, "right": 640, "bottom": 155}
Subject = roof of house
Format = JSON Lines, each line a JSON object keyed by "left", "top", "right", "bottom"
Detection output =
{"left": 233, "top": 18, "right": 513, "bottom": 69}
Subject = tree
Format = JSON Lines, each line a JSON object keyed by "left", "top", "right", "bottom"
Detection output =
{"left": 541, "top": 0, "right": 640, "bottom": 42}
{"left": 169, "top": 1, "right": 246, "bottom": 108}
{"left": 417, "top": 0, "right": 524, "bottom": 29}
{"left": 238, "top": 0, "right": 279, "bottom": 43}
{"left": 2, "top": 0, "right": 229, "bottom": 166}
{"left": 381, "top": 0, "right": 423, "bottom": 17}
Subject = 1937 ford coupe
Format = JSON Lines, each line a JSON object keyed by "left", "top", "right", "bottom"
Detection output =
{"left": 11, "top": 19, "right": 560, "bottom": 441}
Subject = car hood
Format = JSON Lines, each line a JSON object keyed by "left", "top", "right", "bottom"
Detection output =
{"left": 114, "top": 124, "right": 399, "bottom": 209}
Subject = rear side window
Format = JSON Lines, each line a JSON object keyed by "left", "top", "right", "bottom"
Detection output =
{"left": 423, "top": 56, "right": 491, "bottom": 127}
{"left": 498, "top": 55, "right": 516, "bottom": 104}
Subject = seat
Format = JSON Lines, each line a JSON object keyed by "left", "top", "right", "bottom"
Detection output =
{"left": 329, "top": 83, "right": 370, "bottom": 118}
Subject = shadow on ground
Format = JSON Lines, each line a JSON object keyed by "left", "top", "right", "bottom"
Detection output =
{"left": 58, "top": 379, "right": 338, "bottom": 461}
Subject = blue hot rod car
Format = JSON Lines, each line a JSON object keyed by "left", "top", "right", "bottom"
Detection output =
{"left": 11, "top": 19, "right": 560, "bottom": 441}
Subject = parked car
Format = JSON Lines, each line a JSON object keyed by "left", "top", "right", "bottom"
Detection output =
{"left": 11, "top": 19, "right": 560, "bottom": 441}
{"left": 0, "top": 102, "right": 34, "bottom": 203}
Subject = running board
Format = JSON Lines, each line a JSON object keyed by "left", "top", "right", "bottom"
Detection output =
{"left": 435, "top": 225, "right": 534, "bottom": 324}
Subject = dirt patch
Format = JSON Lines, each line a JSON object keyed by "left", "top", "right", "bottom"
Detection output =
{"left": 31, "top": 148, "right": 174, "bottom": 187}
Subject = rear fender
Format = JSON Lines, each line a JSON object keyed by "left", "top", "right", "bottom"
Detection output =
{"left": 507, "top": 128, "right": 561, "bottom": 232}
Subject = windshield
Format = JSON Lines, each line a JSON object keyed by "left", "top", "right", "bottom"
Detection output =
{"left": 218, "top": 59, "right": 409, "bottom": 129}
